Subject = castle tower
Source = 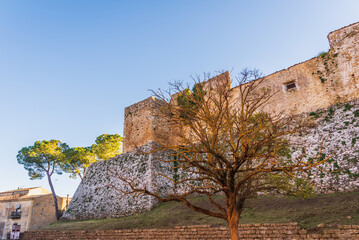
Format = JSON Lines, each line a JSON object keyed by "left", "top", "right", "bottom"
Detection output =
{"left": 122, "top": 72, "right": 231, "bottom": 152}
{"left": 123, "top": 97, "right": 173, "bottom": 153}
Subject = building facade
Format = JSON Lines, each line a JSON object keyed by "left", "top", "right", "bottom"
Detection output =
{"left": 0, "top": 187, "right": 69, "bottom": 239}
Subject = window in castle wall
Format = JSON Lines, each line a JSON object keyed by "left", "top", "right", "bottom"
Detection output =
{"left": 284, "top": 81, "right": 297, "bottom": 91}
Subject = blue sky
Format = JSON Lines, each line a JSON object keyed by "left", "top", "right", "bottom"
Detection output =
{"left": 0, "top": 0, "right": 358, "bottom": 197}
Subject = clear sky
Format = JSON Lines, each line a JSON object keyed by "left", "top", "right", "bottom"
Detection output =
{"left": 0, "top": 0, "right": 358, "bottom": 197}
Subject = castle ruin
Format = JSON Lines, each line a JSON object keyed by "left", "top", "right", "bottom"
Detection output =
{"left": 63, "top": 22, "right": 359, "bottom": 221}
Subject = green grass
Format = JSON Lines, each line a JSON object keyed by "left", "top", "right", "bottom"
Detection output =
{"left": 46, "top": 191, "right": 359, "bottom": 231}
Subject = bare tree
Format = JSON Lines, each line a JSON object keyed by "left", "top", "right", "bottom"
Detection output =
{"left": 118, "top": 70, "right": 328, "bottom": 240}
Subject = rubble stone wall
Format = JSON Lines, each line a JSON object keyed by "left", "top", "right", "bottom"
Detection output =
{"left": 61, "top": 142, "right": 174, "bottom": 221}
{"left": 290, "top": 100, "right": 359, "bottom": 193}
{"left": 63, "top": 101, "right": 359, "bottom": 220}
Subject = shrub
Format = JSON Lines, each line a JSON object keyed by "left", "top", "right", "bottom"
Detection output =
{"left": 318, "top": 51, "right": 328, "bottom": 58}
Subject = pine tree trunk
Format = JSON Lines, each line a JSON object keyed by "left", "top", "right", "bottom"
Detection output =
{"left": 47, "top": 173, "right": 60, "bottom": 220}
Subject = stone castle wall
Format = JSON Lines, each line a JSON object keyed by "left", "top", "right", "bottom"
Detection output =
{"left": 289, "top": 100, "right": 359, "bottom": 193}
{"left": 63, "top": 22, "right": 359, "bottom": 221}
{"left": 62, "top": 142, "right": 174, "bottom": 220}
{"left": 123, "top": 22, "right": 359, "bottom": 153}
{"left": 63, "top": 100, "right": 359, "bottom": 220}
{"left": 123, "top": 97, "right": 173, "bottom": 153}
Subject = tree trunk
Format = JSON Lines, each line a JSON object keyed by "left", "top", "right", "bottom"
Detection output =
{"left": 227, "top": 204, "right": 240, "bottom": 240}
{"left": 46, "top": 173, "right": 60, "bottom": 220}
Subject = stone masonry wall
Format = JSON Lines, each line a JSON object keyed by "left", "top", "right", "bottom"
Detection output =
{"left": 21, "top": 223, "right": 359, "bottom": 240}
{"left": 123, "top": 21, "right": 359, "bottom": 153}
{"left": 61, "top": 142, "right": 174, "bottom": 221}
{"left": 63, "top": 100, "right": 359, "bottom": 220}
{"left": 122, "top": 97, "right": 156, "bottom": 153}
{"left": 328, "top": 22, "right": 359, "bottom": 95}
{"left": 289, "top": 100, "right": 359, "bottom": 193}
{"left": 64, "top": 22, "right": 359, "bottom": 222}
{"left": 123, "top": 97, "right": 173, "bottom": 153}
{"left": 30, "top": 195, "right": 69, "bottom": 230}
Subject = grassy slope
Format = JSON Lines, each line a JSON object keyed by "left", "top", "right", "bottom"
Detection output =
{"left": 46, "top": 191, "right": 359, "bottom": 231}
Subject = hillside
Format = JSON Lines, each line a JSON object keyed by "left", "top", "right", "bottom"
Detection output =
{"left": 47, "top": 191, "right": 359, "bottom": 231}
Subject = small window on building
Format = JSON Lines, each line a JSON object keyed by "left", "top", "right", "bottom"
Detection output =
{"left": 10, "top": 211, "right": 21, "bottom": 219}
{"left": 10, "top": 205, "right": 22, "bottom": 219}
{"left": 285, "top": 81, "right": 297, "bottom": 91}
